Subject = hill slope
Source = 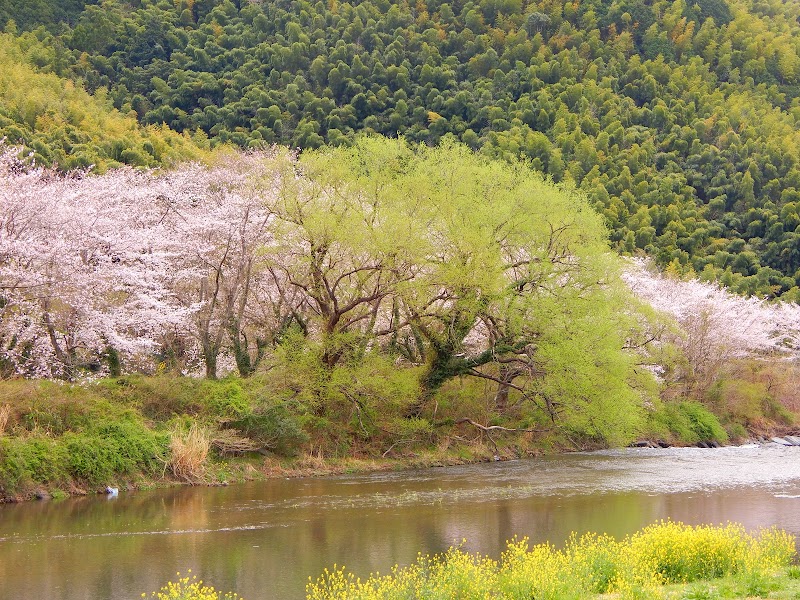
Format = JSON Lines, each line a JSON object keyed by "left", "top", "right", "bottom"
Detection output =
{"left": 0, "top": 32, "right": 208, "bottom": 170}
{"left": 2, "top": 0, "right": 800, "bottom": 297}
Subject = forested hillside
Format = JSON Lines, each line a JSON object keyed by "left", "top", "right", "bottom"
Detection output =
{"left": 0, "top": 32, "right": 209, "bottom": 171}
{"left": 3, "top": 0, "right": 800, "bottom": 299}
{"left": 0, "top": 0, "right": 92, "bottom": 31}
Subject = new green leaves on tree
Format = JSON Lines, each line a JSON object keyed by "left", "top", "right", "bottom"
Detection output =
{"left": 260, "top": 138, "right": 654, "bottom": 442}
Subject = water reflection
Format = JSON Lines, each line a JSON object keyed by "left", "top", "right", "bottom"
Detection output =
{"left": 2, "top": 446, "right": 800, "bottom": 599}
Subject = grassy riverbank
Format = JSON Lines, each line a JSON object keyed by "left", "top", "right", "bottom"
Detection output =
{"left": 0, "top": 374, "right": 794, "bottom": 502}
{"left": 0, "top": 374, "right": 533, "bottom": 501}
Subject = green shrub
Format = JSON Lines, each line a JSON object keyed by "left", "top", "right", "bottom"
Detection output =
{"left": 64, "top": 419, "right": 168, "bottom": 485}
{"left": 199, "top": 380, "right": 251, "bottom": 420}
{"left": 648, "top": 401, "right": 728, "bottom": 444}
{"left": 230, "top": 402, "right": 308, "bottom": 456}
{"left": 762, "top": 396, "right": 794, "bottom": 425}
{"left": 680, "top": 402, "right": 729, "bottom": 443}
{"left": 708, "top": 379, "right": 764, "bottom": 424}
{"left": 707, "top": 373, "right": 794, "bottom": 429}
{"left": 0, "top": 436, "right": 69, "bottom": 492}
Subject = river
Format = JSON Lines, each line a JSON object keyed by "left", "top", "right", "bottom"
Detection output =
{"left": 2, "top": 445, "right": 800, "bottom": 599}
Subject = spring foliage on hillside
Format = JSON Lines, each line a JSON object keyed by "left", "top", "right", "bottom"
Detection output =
{"left": 0, "top": 137, "right": 654, "bottom": 445}
{"left": 2, "top": 0, "right": 800, "bottom": 297}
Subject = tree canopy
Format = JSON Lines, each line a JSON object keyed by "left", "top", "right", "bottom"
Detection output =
{"left": 0, "top": 137, "right": 655, "bottom": 444}
{"left": 3, "top": 0, "right": 800, "bottom": 297}
{"left": 0, "top": 32, "right": 208, "bottom": 171}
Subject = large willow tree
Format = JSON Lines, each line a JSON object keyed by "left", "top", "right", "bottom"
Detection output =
{"left": 262, "top": 137, "right": 653, "bottom": 445}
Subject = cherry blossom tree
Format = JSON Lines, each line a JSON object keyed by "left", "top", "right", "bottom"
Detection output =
{"left": 152, "top": 153, "right": 288, "bottom": 378}
{"left": 0, "top": 144, "right": 315, "bottom": 380}
{"left": 0, "top": 144, "right": 194, "bottom": 378}
{"left": 623, "top": 258, "right": 800, "bottom": 395}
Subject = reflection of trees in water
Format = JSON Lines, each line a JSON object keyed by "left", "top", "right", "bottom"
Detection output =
{"left": 4, "top": 462, "right": 800, "bottom": 600}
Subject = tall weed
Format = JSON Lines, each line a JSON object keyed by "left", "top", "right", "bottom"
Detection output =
{"left": 0, "top": 403, "right": 10, "bottom": 434}
{"left": 168, "top": 423, "right": 211, "bottom": 483}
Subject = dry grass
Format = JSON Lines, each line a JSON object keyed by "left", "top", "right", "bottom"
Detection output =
{"left": 211, "top": 429, "right": 260, "bottom": 455}
{"left": 296, "top": 449, "right": 328, "bottom": 470}
{"left": 0, "top": 403, "right": 11, "bottom": 435}
{"left": 168, "top": 423, "right": 211, "bottom": 483}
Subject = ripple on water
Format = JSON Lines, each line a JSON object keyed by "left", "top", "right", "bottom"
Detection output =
{"left": 223, "top": 446, "right": 800, "bottom": 512}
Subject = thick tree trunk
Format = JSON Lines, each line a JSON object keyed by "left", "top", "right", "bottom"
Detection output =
{"left": 493, "top": 364, "right": 523, "bottom": 412}
{"left": 408, "top": 349, "right": 472, "bottom": 417}
{"left": 104, "top": 346, "right": 122, "bottom": 377}
{"left": 42, "top": 303, "right": 73, "bottom": 379}
{"left": 228, "top": 311, "right": 254, "bottom": 377}
{"left": 204, "top": 348, "right": 218, "bottom": 380}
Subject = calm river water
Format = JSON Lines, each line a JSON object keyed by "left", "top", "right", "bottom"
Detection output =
{"left": 2, "top": 445, "right": 800, "bottom": 599}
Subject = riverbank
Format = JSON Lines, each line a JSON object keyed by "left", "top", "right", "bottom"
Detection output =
{"left": 1, "top": 374, "right": 796, "bottom": 503}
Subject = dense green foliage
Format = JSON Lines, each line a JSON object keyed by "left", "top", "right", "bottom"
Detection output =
{"left": 0, "top": 0, "right": 92, "bottom": 31}
{"left": 647, "top": 400, "right": 729, "bottom": 445}
{"left": 3, "top": 0, "right": 800, "bottom": 296}
{"left": 0, "top": 377, "right": 310, "bottom": 498}
{"left": 0, "top": 32, "right": 208, "bottom": 170}
{"left": 253, "top": 138, "right": 655, "bottom": 447}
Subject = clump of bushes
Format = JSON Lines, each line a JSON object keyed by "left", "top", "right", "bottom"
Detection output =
{"left": 229, "top": 402, "right": 308, "bottom": 457}
{"left": 0, "top": 436, "right": 69, "bottom": 492}
{"left": 64, "top": 418, "right": 168, "bottom": 483}
{"left": 200, "top": 380, "right": 250, "bottom": 420}
{"left": 647, "top": 401, "right": 729, "bottom": 445}
{"left": 0, "top": 416, "right": 168, "bottom": 495}
{"left": 708, "top": 375, "right": 795, "bottom": 434}
{"left": 306, "top": 522, "right": 795, "bottom": 599}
